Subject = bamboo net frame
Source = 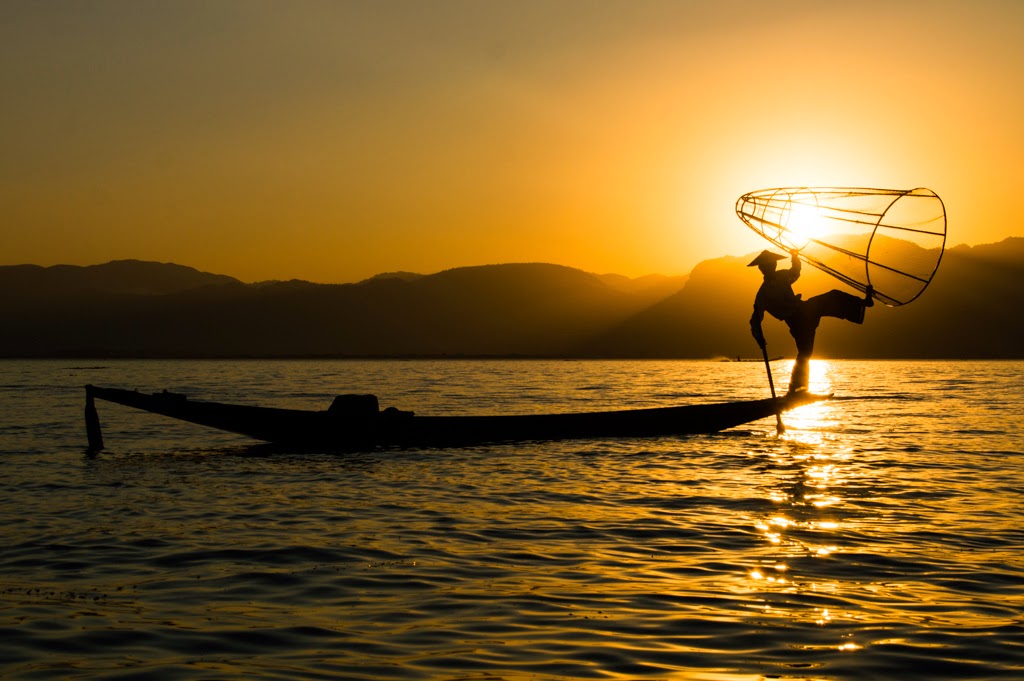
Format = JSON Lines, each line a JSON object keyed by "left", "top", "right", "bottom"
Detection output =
{"left": 736, "top": 187, "right": 946, "bottom": 306}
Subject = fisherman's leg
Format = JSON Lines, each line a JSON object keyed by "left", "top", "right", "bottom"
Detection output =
{"left": 789, "top": 355, "right": 810, "bottom": 394}
{"left": 786, "top": 319, "right": 817, "bottom": 394}
{"left": 806, "top": 290, "right": 868, "bottom": 325}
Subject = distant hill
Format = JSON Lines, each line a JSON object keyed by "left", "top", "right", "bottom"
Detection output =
{"left": 577, "top": 255, "right": 758, "bottom": 358}
{"left": 1, "top": 260, "right": 239, "bottom": 301}
{"left": 0, "top": 261, "right": 685, "bottom": 358}
{"left": 829, "top": 237, "right": 1024, "bottom": 358}
{"left": 360, "top": 271, "right": 425, "bottom": 284}
{"left": 595, "top": 272, "right": 690, "bottom": 298}
{"left": 1, "top": 240, "right": 1020, "bottom": 358}
{"left": 578, "top": 237, "right": 1024, "bottom": 359}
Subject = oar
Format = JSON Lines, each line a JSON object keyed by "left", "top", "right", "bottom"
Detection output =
{"left": 85, "top": 385, "right": 104, "bottom": 452}
{"left": 760, "top": 346, "right": 785, "bottom": 435}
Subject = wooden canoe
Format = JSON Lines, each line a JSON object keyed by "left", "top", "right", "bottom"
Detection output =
{"left": 85, "top": 384, "right": 828, "bottom": 451}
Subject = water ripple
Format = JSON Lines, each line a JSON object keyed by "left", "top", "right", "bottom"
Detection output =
{"left": 1, "top": 360, "right": 1023, "bottom": 679}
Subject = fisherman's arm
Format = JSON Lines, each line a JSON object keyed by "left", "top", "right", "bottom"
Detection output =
{"left": 750, "top": 305, "right": 766, "bottom": 349}
{"left": 783, "top": 249, "right": 802, "bottom": 284}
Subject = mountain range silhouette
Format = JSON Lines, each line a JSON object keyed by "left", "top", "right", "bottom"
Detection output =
{"left": 3, "top": 238, "right": 1021, "bottom": 359}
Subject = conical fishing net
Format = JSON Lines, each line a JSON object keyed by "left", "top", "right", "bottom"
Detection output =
{"left": 736, "top": 187, "right": 946, "bottom": 306}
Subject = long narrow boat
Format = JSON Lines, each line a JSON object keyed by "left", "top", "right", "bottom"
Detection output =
{"left": 84, "top": 384, "right": 829, "bottom": 451}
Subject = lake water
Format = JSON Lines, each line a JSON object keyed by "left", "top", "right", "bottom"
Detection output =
{"left": 1, "top": 359, "right": 1022, "bottom": 680}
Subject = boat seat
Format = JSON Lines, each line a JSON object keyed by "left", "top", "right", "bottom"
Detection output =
{"left": 328, "top": 394, "right": 379, "bottom": 418}
{"left": 382, "top": 405, "right": 415, "bottom": 422}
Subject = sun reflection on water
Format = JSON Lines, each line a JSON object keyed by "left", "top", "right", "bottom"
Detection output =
{"left": 776, "top": 359, "right": 841, "bottom": 438}
{"left": 744, "top": 358, "right": 868, "bottom": 653}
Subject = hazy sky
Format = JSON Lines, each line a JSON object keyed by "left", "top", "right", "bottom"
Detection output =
{"left": 2, "top": 0, "right": 1022, "bottom": 282}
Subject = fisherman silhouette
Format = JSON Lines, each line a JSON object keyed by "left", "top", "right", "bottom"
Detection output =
{"left": 748, "top": 249, "right": 873, "bottom": 393}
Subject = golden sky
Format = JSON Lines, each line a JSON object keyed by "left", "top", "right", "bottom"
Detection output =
{"left": 2, "top": 0, "right": 1022, "bottom": 283}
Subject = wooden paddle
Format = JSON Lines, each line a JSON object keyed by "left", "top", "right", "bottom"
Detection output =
{"left": 761, "top": 345, "right": 785, "bottom": 435}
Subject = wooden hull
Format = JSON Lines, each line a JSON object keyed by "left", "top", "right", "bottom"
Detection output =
{"left": 85, "top": 385, "right": 829, "bottom": 451}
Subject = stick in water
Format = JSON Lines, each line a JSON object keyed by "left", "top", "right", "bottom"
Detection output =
{"left": 85, "top": 386, "right": 104, "bottom": 452}
{"left": 761, "top": 346, "right": 785, "bottom": 435}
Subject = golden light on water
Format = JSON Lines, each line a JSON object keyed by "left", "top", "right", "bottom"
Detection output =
{"left": 743, "top": 358, "right": 868, "bottom": 652}
{"left": 775, "top": 359, "right": 838, "bottom": 440}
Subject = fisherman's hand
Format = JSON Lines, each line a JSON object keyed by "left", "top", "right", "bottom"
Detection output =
{"left": 789, "top": 248, "right": 800, "bottom": 257}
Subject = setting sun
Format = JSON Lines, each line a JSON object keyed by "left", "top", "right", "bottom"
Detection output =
{"left": 783, "top": 199, "right": 827, "bottom": 250}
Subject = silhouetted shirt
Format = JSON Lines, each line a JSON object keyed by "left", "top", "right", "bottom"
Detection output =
{"left": 750, "top": 255, "right": 801, "bottom": 343}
